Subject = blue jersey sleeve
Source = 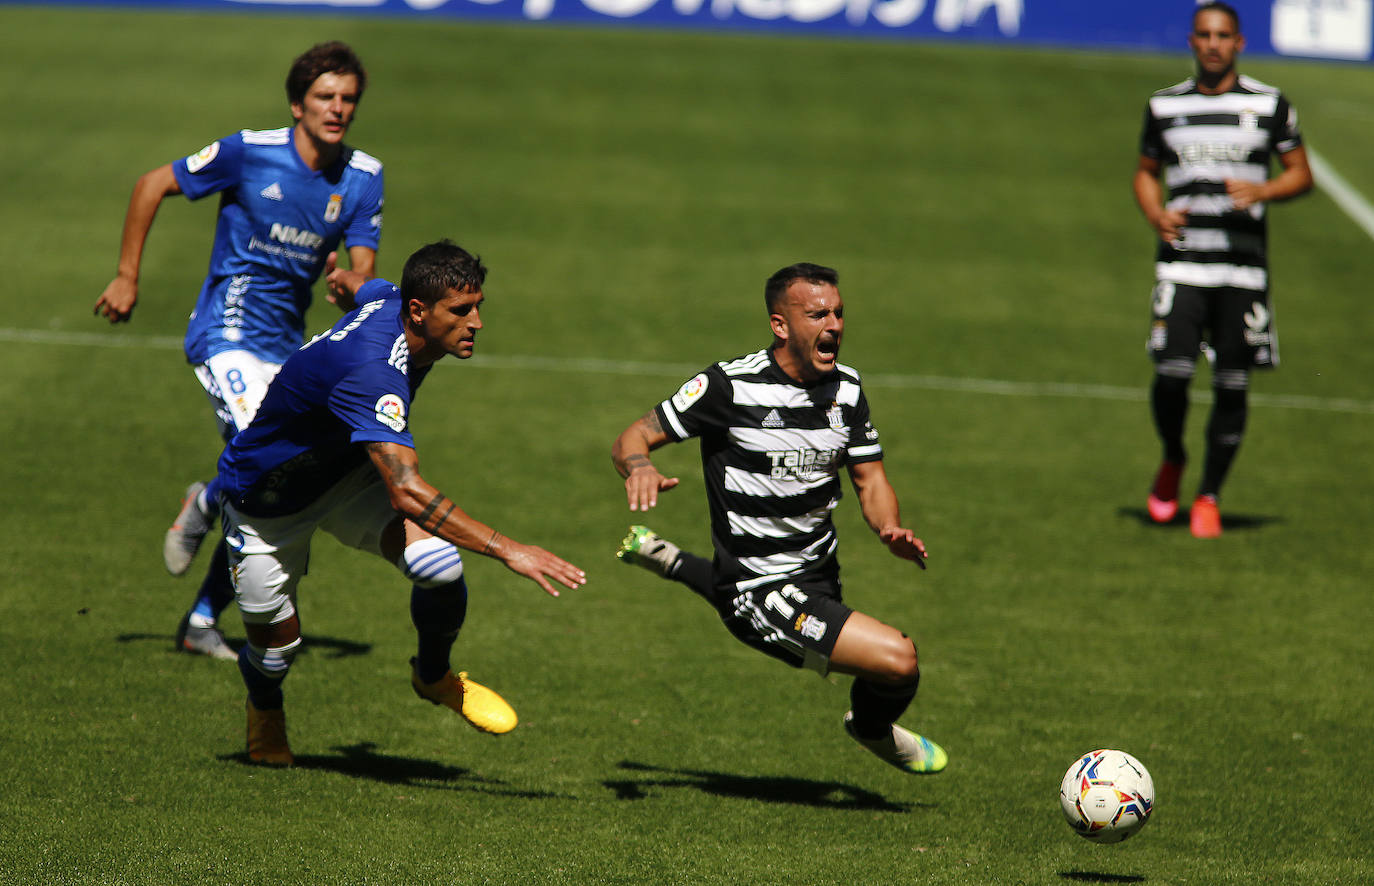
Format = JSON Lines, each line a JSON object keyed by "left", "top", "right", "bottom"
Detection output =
{"left": 172, "top": 131, "right": 245, "bottom": 201}
{"left": 328, "top": 362, "right": 415, "bottom": 449}
{"left": 344, "top": 163, "right": 384, "bottom": 252}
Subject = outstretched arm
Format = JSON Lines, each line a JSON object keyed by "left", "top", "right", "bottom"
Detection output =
{"left": 94, "top": 164, "right": 182, "bottom": 324}
{"left": 847, "top": 459, "right": 927, "bottom": 568}
{"left": 366, "top": 441, "right": 585, "bottom": 596}
{"left": 612, "top": 410, "right": 679, "bottom": 511}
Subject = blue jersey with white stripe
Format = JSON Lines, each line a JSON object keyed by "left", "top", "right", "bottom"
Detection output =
{"left": 173, "top": 128, "right": 385, "bottom": 364}
{"left": 218, "top": 279, "right": 428, "bottom": 517}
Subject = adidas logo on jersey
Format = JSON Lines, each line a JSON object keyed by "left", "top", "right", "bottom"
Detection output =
{"left": 761, "top": 409, "right": 785, "bottom": 429}
{"left": 260, "top": 182, "right": 284, "bottom": 201}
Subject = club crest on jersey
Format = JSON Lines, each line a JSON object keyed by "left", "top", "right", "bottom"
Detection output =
{"left": 672, "top": 373, "right": 709, "bottom": 412}
{"left": 186, "top": 141, "right": 220, "bottom": 173}
{"left": 374, "top": 394, "right": 407, "bottom": 432}
{"left": 794, "top": 613, "right": 828, "bottom": 642}
{"left": 826, "top": 402, "right": 844, "bottom": 430}
{"left": 1239, "top": 108, "right": 1259, "bottom": 131}
{"left": 325, "top": 194, "right": 343, "bottom": 223}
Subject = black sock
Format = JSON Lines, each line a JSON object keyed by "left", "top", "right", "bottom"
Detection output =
{"left": 671, "top": 551, "right": 717, "bottom": 605}
{"left": 1200, "top": 386, "right": 1247, "bottom": 498}
{"left": 238, "top": 647, "right": 285, "bottom": 711}
{"left": 849, "top": 676, "right": 919, "bottom": 741}
{"left": 1151, "top": 373, "right": 1191, "bottom": 465}
{"left": 410, "top": 580, "right": 468, "bottom": 684}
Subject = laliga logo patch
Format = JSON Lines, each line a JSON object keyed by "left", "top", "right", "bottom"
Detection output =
{"left": 374, "top": 394, "right": 407, "bottom": 432}
{"left": 672, "top": 373, "right": 709, "bottom": 412}
{"left": 186, "top": 141, "right": 220, "bottom": 173}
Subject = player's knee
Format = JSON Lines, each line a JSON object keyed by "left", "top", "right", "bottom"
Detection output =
{"left": 870, "top": 635, "right": 919, "bottom": 686}
{"left": 398, "top": 536, "right": 465, "bottom": 588}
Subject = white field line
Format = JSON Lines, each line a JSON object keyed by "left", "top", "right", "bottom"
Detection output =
{"left": 1308, "top": 146, "right": 1374, "bottom": 244}
{"left": 6, "top": 326, "right": 1372, "bottom": 416}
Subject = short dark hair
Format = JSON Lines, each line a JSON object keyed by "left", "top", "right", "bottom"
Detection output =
{"left": 764, "top": 262, "right": 840, "bottom": 313}
{"left": 1194, "top": 1, "right": 1240, "bottom": 32}
{"left": 286, "top": 41, "right": 367, "bottom": 106}
{"left": 401, "top": 240, "right": 488, "bottom": 305}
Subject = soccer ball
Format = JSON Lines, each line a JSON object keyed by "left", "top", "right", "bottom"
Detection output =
{"left": 1059, "top": 749, "right": 1155, "bottom": 843}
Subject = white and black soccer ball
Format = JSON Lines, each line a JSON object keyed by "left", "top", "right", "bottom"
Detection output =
{"left": 1059, "top": 749, "right": 1155, "bottom": 843}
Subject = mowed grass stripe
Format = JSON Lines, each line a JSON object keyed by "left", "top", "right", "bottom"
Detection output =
{"left": 9, "top": 325, "right": 1373, "bottom": 416}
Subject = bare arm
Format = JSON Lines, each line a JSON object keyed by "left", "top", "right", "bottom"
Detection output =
{"left": 366, "top": 441, "right": 585, "bottom": 596}
{"left": 1132, "top": 155, "right": 1188, "bottom": 245}
{"left": 847, "top": 459, "right": 927, "bottom": 567}
{"left": 611, "top": 410, "right": 680, "bottom": 511}
{"left": 325, "top": 245, "right": 378, "bottom": 311}
{"left": 94, "top": 164, "right": 182, "bottom": 324}
{"left": 1227, "top": 145, "right": 1314, "bottom": 210}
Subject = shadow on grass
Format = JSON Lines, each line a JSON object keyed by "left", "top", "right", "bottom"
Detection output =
{"left": 219, "top": 741, "right": 569, "bottom": 798}
{"left": 604, "top": 760, "right": 928, "bottom": 812}
{"left": 1059, "top": 872, "right": 1146, "bottom": 883}
{"left": 115, "top": 631, "right": 372, "bottom": 659}
{"left": 1117, "top": 506, "right": 1282, "bottom": 532}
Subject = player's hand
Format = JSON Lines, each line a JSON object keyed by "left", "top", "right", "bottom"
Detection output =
{"left": 325, "top": 254, "right": 365, "bottom": 311}
{"left": 625, "top": 464, "right": 679, "bottom": 512}
{"left": 880, "top": 527, "right": 927, "bottom": 570}
{"left": 501, "top": 543, "right": 586, "bottom": 597}
{"left": 1151, "top": 207, "right": 1189, "bottom": 245}
{"left": 94, "top": 276, "right": 138, "bottom": 324}
{"left": 1226, "top": 179, "right": 1267, "bottom": 211}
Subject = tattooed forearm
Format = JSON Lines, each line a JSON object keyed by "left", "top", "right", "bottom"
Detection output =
{"left": 416, "top": 494, "right": 455, "bottom": 533}
{"left": 641, "top": 410, "right": 665, "bottom": 435}
{"left": 481, "top": 529, "right": 503, "bottom": 555}
{"left": 624, "top": 453, "right": 652, "bottom": 472}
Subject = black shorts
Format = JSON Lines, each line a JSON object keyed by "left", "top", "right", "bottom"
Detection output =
{"left": 717, "top": 573, "right": 854, "bottom": 675}
{"left": 1147, "top": 281, "right": 1277, "bottom": 370}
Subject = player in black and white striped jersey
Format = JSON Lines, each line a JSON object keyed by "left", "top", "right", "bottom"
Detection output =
{"left": 611, "top": 262, "right": 946, "bottom": 775}
{"left": 1133, "top": 1, "right": 1312, "bottom": 538}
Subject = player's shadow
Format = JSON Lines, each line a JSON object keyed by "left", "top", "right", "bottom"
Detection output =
{"left": 116, "top": 631, "right": 372, "bottom": 659}
{"left": 219, "top": 741, "right": 567, "bottom": 798}
{"left": 1117, "top": 505, "right": 1281, "bottom": 532}
{"left": 1059, "top": 872, "right": 1146, "bottom": 883}
{"left": 604, "top": 760, "right": 925, "bottom": 812}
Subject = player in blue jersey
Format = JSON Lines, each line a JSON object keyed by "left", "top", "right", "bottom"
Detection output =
{"left": 218, "top": 239, "right": 585, "bottom": 766}
{"left": 94, "top": 42, "right": 385, "bottom": 660}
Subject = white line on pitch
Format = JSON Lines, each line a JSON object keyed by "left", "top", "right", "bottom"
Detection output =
{"left": 1309, "top": 146, "right": 1374, "bottom": 244}
{"left": 6, "top": 326, "right": 1372, "bottom": 416}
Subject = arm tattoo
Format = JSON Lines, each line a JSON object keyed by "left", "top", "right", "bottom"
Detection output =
{"left": 641, "top": 410, "right": 665, "bottom": 435}
{"left": 367, "top": 443, "right": 419, "bottom": 485}
{"left": 416, "top": 494, "right": 455, "bottom": 532}
{"left": 481, "top": 529, "right": 502, "bottom": 555}
{"left": 624, "top": 453, "right": 652, "bottom": 472}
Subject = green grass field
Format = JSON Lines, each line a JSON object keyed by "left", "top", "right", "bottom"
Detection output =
{"left": 3, "top": 6, "right": 1373, "bottom": 883}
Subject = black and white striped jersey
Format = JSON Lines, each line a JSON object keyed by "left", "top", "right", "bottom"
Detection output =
{"left": 655, "top": 348, "right": 884, "bottom": 592}
{"left": 1139, "top": 75, "right": 1303, "bottom": 292}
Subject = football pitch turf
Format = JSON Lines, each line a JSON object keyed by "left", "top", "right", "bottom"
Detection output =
{"left": 2, "top": 6, "right": 1373, "bottom": 883}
